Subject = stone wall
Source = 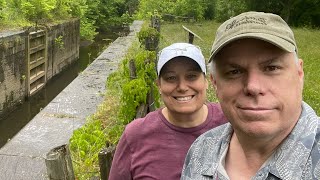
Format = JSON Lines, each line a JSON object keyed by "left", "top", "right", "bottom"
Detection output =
{"left": 0, "top": 19, "right": 80, "bottom": 118}
{"left": 0, "top": 31, "right": 27, "bottom": 118}
{"left": 47, "top": 19, "right": 80, "bottom": 79}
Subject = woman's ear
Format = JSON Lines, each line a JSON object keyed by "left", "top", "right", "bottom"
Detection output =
{"left": 210, "top": 74, "right": 218, "bottom": 97}
{"left": 155, "top": 78, "right": 160, "bottom": 87}
{"left": 156, "top": 79, "right": 162, "bottom": 94}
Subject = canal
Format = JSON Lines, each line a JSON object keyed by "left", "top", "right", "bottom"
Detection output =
{"left": 0, "top": 32, "right": 118, "bottom": 148}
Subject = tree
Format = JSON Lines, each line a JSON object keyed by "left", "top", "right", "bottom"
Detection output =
{"left": 245, "top": 0, "right": 320, "bottom": 27}
{"left": 0, "top": 0, "right": 7, "bottom": 20}
{"left": 215, "top": 0, "right": 247, "bottom": 22}
{"left": 135, "top": 0, "right": 177, "bottom": 19}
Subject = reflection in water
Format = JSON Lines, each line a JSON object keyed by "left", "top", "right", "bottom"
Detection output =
{"left": 0, "top": 32, "right": 117, "bottom": 148}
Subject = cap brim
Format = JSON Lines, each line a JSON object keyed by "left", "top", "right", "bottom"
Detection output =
{"left": 157, "top": 55, "right": 206, "bottom": 76}
{"left": 209, "top": 33, "right": 296, "bottom": 62}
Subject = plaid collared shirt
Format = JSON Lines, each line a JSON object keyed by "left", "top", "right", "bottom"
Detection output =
{"left": 181, "top": 102, "right": 320, "bottom": 180}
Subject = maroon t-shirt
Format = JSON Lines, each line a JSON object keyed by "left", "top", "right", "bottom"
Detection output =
{"left": 108, "top": 103, "right": 227, "bottom": 180}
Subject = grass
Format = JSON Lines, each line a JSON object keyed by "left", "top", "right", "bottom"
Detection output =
{"left": 159, "top": 20, "right": 320, "bottom": 115}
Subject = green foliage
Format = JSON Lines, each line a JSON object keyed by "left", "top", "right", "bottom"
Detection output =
{"left": 135, "top": 0, "right": 320, "bottom": 27}
{"left": 107, "top": 45, "right": 159, "bottom": 132}
{"left": 54, "top": 35, "right": 64, "bottom": 49}
{"left": 52, "top": 0, "right": 71, "bottom": 19}
{"left": 69, "top": 119, "right": 107, "bottom": 179}
{"left": 114, "top": 48, "right": 158, "bottom": 124}
{"left": 244, "top": 0, "right": 320, "bottom": 27}
{"left": 120, "top": 78, "right": 149, "bottom": 123}
{"left": 135, "top": 50, "right": 157, "bottom": 84}
{"left": 135, "top": 0, "right": 176, "bottom": 19}
{"left": 79, "top": 17, "right": 98, "bottom": 41}
{"left": 202, "top": 0, "right": 216, "bottom": 20}
{"left": 70, "top": 39, "right": 160, "bottom": 179}
{"left": 138, "top": 26, "right": 160, "bottom": 45}
{"left": 174, "top": 0, "right": 205, "bottom": 20}
{"left": 20, "top": 0, "right": 56, "bottom": 21}
{"left": 287, "top": 0, "right": 320, "bottom": 27}
{"left": 214, "top": 0, "right": 247, "bottom": 22}
{"left": 67, "top": 0, "right": 98, "bottom": 41}
{"left": 0, "top": 0, "right": 7, "bottom": 21}
{"left": 0, "top": 0, "right": 135, "bottom": 40}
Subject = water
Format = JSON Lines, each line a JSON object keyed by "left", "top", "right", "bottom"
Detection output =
{"left": 0, "top": 32, "right": 118, "bottom": 148}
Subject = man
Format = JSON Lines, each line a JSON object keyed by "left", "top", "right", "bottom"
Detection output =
{"left": 181, "top": 11, "right": 320, "bottom": 179}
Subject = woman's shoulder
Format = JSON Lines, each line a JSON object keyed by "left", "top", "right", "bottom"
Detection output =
{"left": 206, "top": 102, "right": 228, "bottom": 125}
{"left": 124, "top": 109, "right": 163, "bottom": 135}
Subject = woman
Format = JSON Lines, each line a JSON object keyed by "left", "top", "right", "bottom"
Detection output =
{"left": 108, "top": 43, "right": 226, "bottom": 180}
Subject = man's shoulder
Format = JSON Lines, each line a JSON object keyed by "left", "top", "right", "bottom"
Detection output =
{"left": 182, "top": 123, "right": 231, "bottom": 178}
{"left": 190, "top": 123, "right": 231, "bottom": 149}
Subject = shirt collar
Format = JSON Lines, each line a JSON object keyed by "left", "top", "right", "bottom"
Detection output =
{"left": 265, "top": 102, "right": 319, "bottom": 179}
{"left": 200, "top": 123, "right": 233, "bottom": 177}
{"left": 200, "top": 102, "right": 319, "bottom": 179}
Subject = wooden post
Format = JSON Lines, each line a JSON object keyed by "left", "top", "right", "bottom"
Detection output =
{"left": 98, "top": 146, "right": 115, "bottom": 180}
{"left": 182, "top": 25, "right": 203, "bottom": 44}
{"left": 151, "top": 15, "right": 161, "bottom": 32}
{"left": 45, "top": 144, "right": 75, "bottom": 180}
{"left": 188, "top": 33, "right": 195, "bottom": 44}
{"left": 136, "top": 104, "right": 148, "bottom": 118}
{"left": 129, "top": 59, "right": 136, "bottom": 79}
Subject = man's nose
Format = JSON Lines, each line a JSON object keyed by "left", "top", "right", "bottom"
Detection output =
{"left": 243, "top": 71, "right": 265, "bottom": 96}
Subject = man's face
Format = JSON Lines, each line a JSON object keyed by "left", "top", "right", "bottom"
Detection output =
{"left": 157, "top": 57, "right": 208, "bottom": 116}
{"left": 211, "top": 39, "right": 304, "bottom": 139}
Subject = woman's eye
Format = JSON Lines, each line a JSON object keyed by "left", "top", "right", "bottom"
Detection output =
{"left": 227, "top": 69, "right": 241, "bottom": 75}
{"left": 165, "top": 76, "right": 176, "bottom": 81}
{"left": 186, "top": 74, "right": 198, "bottom": 79}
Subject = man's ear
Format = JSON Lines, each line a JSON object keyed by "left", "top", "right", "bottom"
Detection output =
{"left": 210, "top": 74, "right": 218, "bottom": 97}
{"left": 298, "top": 58, "right": 304, "bottom": 83}
{"left": 210, "top": 74, "right": 217, "bottom": 88}
{"left": 205, "top": 78, "right": 209, "bottom": 90}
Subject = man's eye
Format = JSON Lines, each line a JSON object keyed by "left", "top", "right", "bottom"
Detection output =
{"left": 265, "top": 66, "right": 280, "bottom": 72}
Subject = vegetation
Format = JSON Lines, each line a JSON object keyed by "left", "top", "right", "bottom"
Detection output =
{"left": 68, "top": 0, "right": 319, "bottom": 179}
{"left": 1, "top": 0, "right": 318, "bottom": 179}
{"left": 70, "top": 36, "right": 160, "bottom": 178}
{"left": 136, "top": 0, "right": 320, "bottom": 27}
{"left": 0, "top": 0, "right": 137, "bottom": 41}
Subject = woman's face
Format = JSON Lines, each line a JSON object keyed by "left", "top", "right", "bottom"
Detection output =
{"left": 157, "top": 57, "right": 208, "bottom": 116}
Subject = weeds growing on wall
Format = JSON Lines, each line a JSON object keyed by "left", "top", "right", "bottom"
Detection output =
{"left": 70, "top": 38, "right": 160, "bottom": 179}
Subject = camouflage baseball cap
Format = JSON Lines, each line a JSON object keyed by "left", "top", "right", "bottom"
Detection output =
{"left": 209, "top": 11, "right": 297, "bottom": 62}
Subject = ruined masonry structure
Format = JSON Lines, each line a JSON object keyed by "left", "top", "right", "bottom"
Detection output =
{"left": 0, "top": 19, "right": 80, "bottom": 118}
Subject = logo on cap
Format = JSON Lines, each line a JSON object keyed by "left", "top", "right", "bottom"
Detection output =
{"left": 225, "top": 16, "right": 267, "bottom": 31}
